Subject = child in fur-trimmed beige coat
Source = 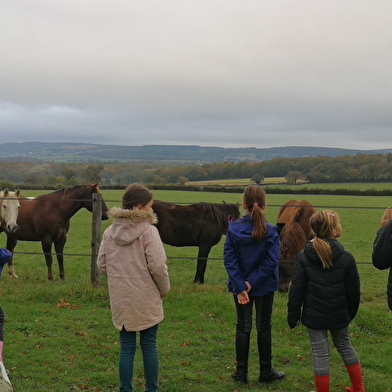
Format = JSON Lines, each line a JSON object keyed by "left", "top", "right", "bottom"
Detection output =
{"left": 98, "top": 183, "right": 170, "bottom": 392}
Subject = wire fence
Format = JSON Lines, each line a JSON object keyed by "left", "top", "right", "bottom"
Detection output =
{"left": 2, "top": 198, "right": 387, "bottom": 266}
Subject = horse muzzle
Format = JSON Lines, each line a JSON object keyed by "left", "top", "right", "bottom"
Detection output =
{"left": 5, "top": 224, "right": 19, "bottom": 233}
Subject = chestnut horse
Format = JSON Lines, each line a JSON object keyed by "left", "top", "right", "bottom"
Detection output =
{"left": 1, "top": 184, "right": 109, "bottom": 280}
{"left": 153, "top": 200, "right": 241, "bottom": 284}
{"left": 0, "top": 189, "right": 21, "bottom": 233}
{"left": 277, "top": 199, "right": 317, "bottom": 292}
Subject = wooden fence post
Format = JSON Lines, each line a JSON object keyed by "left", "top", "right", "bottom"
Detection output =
{"left": 91, "top": 193, "right": 103, "bottom": 285}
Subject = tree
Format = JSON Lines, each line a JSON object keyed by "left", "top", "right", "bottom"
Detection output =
{"left": 62, "top": 168, "right": 76, "bottom": 181}
{"left": 81, "top": 164, "right": 105, "bottom": 183}
{"left": 251, "top": 173, "right": 264, "bottom": 185}
{"left": 285, "top": 171, "right": 305, "bottom": 184}
{"left": 177, "top": 176, "right": 189, "bottom": 185}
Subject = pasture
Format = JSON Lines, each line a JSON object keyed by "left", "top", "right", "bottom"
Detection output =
{"left": 0, "top": 189, "right": 392, "bottom": 391}
{"left": 187, "top": 178, "right": 392, "bottom": 191}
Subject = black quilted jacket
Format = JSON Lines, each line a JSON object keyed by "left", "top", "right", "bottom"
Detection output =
{"left": 287, "top": 239, "right": 360, "bottom": 330}
{"left": 372, "top": 219, "right": 392, "bottom": 311}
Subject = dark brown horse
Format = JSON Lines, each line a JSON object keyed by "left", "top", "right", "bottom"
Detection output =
{"left": 277, "top": 199, "right": 317, "bottom": 292}
{"left": 0, "top": 184, "right": 109, "bottom": 280}
{"left": 153, "top": 200, "right": 240, "bottom": 284}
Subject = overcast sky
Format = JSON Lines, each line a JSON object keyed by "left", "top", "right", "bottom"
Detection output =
{"left": 1, "top": 1, "right": 391, "bottom": 150}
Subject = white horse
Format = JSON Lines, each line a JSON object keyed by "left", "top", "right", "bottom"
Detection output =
{"left": 0, "top": 188, "right": 21, "bottom": 233}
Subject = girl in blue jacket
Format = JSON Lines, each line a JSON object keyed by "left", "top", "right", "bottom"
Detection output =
{"left": 224, "top": 185, "right": 285, "bottom": 384}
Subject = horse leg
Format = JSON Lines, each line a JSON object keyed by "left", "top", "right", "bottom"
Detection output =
{"left": 41, "top": 240, "right": 54, "bottom": 281}
{"left": 5, "top": 236, "right": 18, "bottom": 278}
{"left": 54, "top": 236, "right": 66, "bottom": 280}
{"left": 193, "top": 245, "right": 212, "bottom": 284}
{"left": 278, "top": 260, "right": 296, "bottom": 293}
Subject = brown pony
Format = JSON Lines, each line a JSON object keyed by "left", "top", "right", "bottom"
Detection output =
{"left": 277, "top": 199, "right": 317, "bottom": 292}
{"left": 1, "top": 184, "right": 109, "bottom": 281}
{"left": 153, "top": 200, "right": 241, "bottom": 284}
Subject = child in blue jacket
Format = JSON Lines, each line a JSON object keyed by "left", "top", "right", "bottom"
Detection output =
{"left": 224, "top": 185, "right": 285, "bottom": 385}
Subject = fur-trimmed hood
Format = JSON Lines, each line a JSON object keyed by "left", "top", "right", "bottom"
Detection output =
{"left": 107, "top": 206, "right": 158, "bottom": 246}
{"left": 108, "top": 206, "right": 158, "bottom": 224}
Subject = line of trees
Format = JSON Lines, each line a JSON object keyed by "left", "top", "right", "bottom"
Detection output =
{"left": 1, "top": 153, "right": 392, "bottom": 189}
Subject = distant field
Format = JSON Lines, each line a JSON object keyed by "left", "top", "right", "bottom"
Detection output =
{"left": 187, "top": 177, "right": 286, "bottom": 186}
{"left": 187, "top": 178, "right": 392, "bottom": 190}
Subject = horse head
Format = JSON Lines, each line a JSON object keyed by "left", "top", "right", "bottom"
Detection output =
{"left": 0, "top": 188, "right": 21, "bottom": 233}
{"left": 67, "top": 184, "right": 109, "bottom": 220}
{"left": 277, "top": 199, "right": 317, "bottom": 292}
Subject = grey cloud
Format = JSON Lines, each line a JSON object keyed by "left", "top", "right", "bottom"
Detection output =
{"left": 1, "top": 0, "right": 391, "bottom": 150}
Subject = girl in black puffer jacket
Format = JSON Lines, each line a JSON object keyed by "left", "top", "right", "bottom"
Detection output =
{"left": 287, "top": 210, "right": 365, "bottom": 392}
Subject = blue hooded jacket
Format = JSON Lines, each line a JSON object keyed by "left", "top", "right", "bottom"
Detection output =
{"left": 224, "top": 213, "right": 280, "bottom": 297}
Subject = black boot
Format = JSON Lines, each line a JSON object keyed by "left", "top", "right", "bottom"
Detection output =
{"left": 257, "top": 329, "right": 285, "bottom": 383}
{"left": 231, "top": 326, "right": 250, "bottom": 384}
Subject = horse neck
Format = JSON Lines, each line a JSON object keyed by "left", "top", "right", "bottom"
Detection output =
{"left": 41, "top": 192, "right": 88, "bottom": 221}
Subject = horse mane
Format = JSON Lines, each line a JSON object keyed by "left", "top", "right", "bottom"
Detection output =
{"left": 36, "top": 184, "right": 99, "bottom": 200}
{"left": 194, "top": 202, "right": 240, "bottom": 232}
{"left": 278, "top": 199, "right": 317, "bottom": 260}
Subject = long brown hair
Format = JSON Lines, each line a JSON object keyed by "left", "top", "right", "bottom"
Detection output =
{"left": 309, "top": 210, "right": 341, "bottom": 269}
{"left": 122, "top": 183, "right": 153, "bottom": 209}
{"left": 243, "top": 185, "right": 267, "bottom": 241}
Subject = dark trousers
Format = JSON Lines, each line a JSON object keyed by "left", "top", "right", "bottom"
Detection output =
{"left": 233, "top": 291, "right": 275, "bottom": 376}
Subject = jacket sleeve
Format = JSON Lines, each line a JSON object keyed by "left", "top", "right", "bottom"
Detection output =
{"left": 372, "top": 220, "right": 392, "bottom": 270}
{"left": 224, "top": 229, "right": 248, "bottom": 294}
{"left": 144, "top": 226, "right": 171, "bottom": 296}
{"left": 97, "top": 230, "right": 108, "bottom": 276}
{"left": 345, "top": 251, "right": 361, "bottom": 320}
{"left": 287, "top": 253, "right": 307, "bottom": 329}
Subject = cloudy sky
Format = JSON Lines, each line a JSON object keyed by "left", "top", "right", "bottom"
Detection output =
{"left": 1, "top": 1, "right": 391, "bottom": 150}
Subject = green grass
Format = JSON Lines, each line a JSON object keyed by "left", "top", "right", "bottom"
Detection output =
{"left": 1, "top": 189, "right": 392, "bottom": 391}
{"left": 186, "top": 177, "right": 287, "bottom": 186}
{"left": 187, "top": 178, "right": 392, "bottom": 191}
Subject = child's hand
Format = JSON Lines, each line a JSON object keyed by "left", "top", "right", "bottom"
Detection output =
{"left": 237, "top": 290, "right": 250, "bottom": 305}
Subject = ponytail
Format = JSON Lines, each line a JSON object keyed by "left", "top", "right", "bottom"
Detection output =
{"left": 312, "top": 236, "right": 333, "bottom": 268}
{"left": 309, "top": 210, "right": 341, "bottom": 269}
{"left": 243, "top": 185, "right": 267, "bottom": 241}
{"left": 251, "top": 205, "right": 267, "bottom": 241}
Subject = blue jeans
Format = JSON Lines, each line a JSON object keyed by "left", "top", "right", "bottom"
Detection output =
{"left": 119, "top": 324, "right": 159, "bottom": 392}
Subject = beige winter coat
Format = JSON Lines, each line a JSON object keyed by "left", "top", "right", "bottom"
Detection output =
{"left": 98, "top": 206, "right": 170, "bottom": 331}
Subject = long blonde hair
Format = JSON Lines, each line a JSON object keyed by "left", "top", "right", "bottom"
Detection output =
{"left": 380, "top": 207, "right": 392, "bottom": 227}
{"left": 243, "top": 185, "right": 267, "bottom": 241}
{"left": 309, "top": 210, "right": 341, "bottom": 269}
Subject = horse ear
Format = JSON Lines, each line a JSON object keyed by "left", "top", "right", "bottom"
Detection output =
{"left": 3, "top": 188, "right": 9, "bottom": 196}
{"left": 16, "top": 189, "right": 20, "bottom": 197}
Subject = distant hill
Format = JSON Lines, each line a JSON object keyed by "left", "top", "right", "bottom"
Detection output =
{"left": 0, "top": 142, "right": 392, "bottom": 163}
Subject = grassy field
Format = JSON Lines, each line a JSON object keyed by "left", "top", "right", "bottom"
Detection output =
{"left": 188, "top": 178, "right": 392, "bottom": 191}
{"left": 186, "top": 177, "right": 287, "bottom": 186}
{"left": 1, "top": 188, "right": 392, "bottom": 391}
